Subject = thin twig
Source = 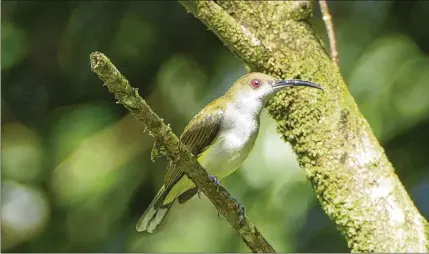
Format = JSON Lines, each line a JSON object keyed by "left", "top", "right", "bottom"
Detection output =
{"left": 319, "top": 0, "right": 339, "bottom": 66}
{"left": 89, "top": 52, "right": 275, "bottom": 253}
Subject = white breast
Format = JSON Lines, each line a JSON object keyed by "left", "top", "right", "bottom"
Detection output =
{"left": 164, "top": 97, "right": 264, "bottom": 202}
{"left": 198, "top": 102, "right": 261, "bottom": 179}
{"left": 222, "top": 105, "right": 258, "bottom": 150}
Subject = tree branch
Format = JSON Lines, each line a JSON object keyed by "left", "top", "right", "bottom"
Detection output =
{"left": 89, "top": 52, "right": 275, "bottom": 253}
{"left": 178, "top": 0, "right": 429, "bottom": 252}
{"left": 319, "top": 0, "right": 339, "bottom": 66}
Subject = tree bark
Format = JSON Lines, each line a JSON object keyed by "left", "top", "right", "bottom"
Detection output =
{"left": 178, "top": 1, "right": 429, "bottom": 252}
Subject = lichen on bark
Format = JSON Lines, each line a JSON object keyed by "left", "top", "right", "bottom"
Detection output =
{"left": 179, "top": 0, "right": 429, "bottom": 252}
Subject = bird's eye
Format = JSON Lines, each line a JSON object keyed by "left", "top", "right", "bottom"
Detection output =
{"left": 250, "top": 79, "right": 261, "bottom": 88}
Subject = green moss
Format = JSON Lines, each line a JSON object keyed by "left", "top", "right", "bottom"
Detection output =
{"left": 178, "top": 1, "right": 428, "bottom": 252}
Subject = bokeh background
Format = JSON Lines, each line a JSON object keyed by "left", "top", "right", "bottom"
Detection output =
{"left": 2, "top": 1, "right": 429, "bottom": 252}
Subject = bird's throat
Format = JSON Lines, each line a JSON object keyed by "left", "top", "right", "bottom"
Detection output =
{"left": 227, "top": 93, "right": 264, "bottom": 118}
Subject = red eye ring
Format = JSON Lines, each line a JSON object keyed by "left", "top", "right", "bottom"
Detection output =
{"left": 250, "top": 79, "right": 261, "bottom": 88}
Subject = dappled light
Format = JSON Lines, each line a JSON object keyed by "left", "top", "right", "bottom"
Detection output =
{"left": 2, "top": 1, "right": 428, "bottom": 252}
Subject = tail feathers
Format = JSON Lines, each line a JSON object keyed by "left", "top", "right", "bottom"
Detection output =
{"left": 136, "top": 186, "right": 174, "bottom": 233}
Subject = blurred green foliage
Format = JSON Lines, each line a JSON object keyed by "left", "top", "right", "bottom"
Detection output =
{"left": 2, "top": 1, "right": 429, "bottom": 252}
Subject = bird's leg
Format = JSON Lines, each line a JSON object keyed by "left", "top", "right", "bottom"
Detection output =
{"left": 200, "top": 175, "right": 245, "bottom": 223}
{"left": 197, "top": 174, "right": 220, "bottom": 199}
{"left": 230, "top": 196, "right": 246, "bottom": 224}
{"left": 216, "top": 196, "right": 245, "bottom": 223}
{"left": 208, "top": 174, "right": 221, "bottom": 191}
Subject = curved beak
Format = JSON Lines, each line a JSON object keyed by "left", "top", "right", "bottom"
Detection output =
{"left": 272, "top": 79, "right": 324, "bottom": 91}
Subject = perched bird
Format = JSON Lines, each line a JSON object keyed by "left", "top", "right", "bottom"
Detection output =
{"left": 136, "top": 72, "right": 323, "bottom": 233}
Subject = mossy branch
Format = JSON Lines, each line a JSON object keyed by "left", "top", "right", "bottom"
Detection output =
{"left": 179, "top": 0, "right": 429, "bottom": 252}
{"left": 89, "top": 52, "right": 275, "bottom": 253}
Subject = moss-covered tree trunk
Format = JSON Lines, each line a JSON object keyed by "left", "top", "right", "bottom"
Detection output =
{"left": 179, "top": 1, "right": 429, "bottom": 252}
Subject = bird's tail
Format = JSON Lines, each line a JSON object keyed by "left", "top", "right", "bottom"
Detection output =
{"left": 136, "top": 185, "right": 174, "bottom": 233}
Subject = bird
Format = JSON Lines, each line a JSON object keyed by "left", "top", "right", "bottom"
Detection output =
{"left": 136, "top": 72, "right": 323, "bottom": 233}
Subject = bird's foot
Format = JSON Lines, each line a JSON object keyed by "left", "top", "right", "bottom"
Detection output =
{"left": 197, "top": 175, "right": 220, "bottom": 199}
{"left": 209, "top": 174, "right": 221, "bottom": 190}
{"left": 216, "top": 196, "right": 246, "bottom": 224}
{"left": 230, "top": 196, "right": 246, "bottom": 224}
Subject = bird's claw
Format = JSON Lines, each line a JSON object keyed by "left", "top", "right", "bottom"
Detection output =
{"left": 231, "top": 196, "right": 246, "bottom": 224}
{"left": 237, "top": 203, "right": 245, "bottom": 224}
{"left": 197, "top": 175, "right": 220, "bottom": 199}
{"left": 205, "top": 175, "right": 245, "bottom": 224}
{"left": 209, "top": 174, "right": 220, "bottom": 191}
{"left": 215, "top": 196, "right": 246, "bottom": 224}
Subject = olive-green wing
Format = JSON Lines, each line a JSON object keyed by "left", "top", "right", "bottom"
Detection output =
{"left": 163, "top": 101, "right": 225, "bottom": 192}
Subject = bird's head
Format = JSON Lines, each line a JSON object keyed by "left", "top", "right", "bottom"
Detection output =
{"left": 226, "top": 72, "right": 323, "bottom": 106}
